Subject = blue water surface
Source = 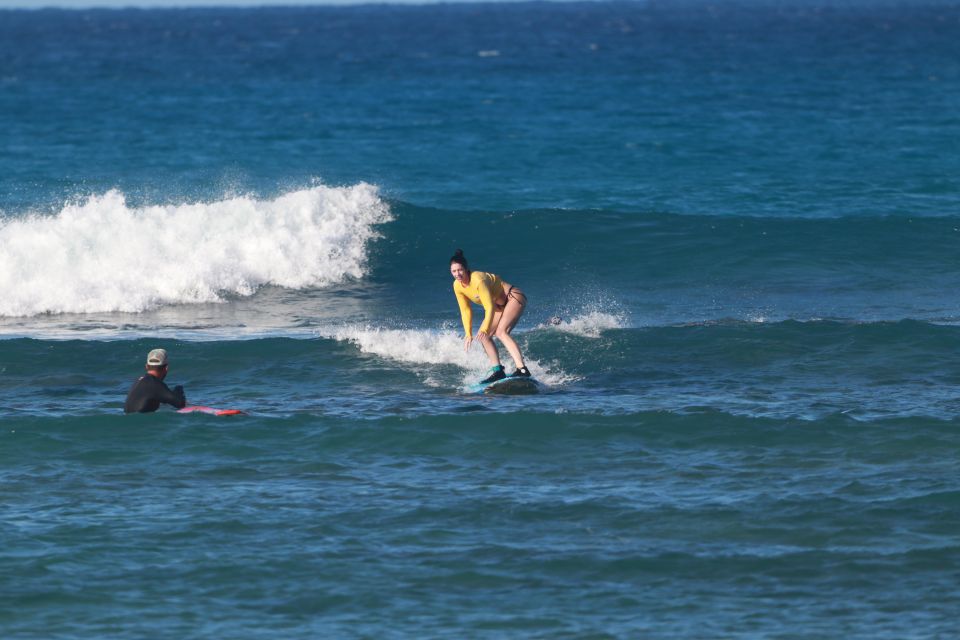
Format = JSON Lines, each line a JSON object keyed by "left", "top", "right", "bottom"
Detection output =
{"left": 2, "top": 2, "right": 960, "bottom": 638}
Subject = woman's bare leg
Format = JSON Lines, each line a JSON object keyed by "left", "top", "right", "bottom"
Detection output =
{"left": 479, "top": 310, "right": 503, "bottom": 366}
{"left": 494, "top": 297, "right": 526, "bottom": 369}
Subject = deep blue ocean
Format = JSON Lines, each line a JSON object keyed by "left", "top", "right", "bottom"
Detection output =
{"left": 2, "top": 1, "right": 960, "bottom": 637}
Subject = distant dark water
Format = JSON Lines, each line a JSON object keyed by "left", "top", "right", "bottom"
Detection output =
{"left": 2, "top": 2, "right": 960, "bottom": 637}
{"left": 2, "top": 1, "right": 959, "bottom": 214}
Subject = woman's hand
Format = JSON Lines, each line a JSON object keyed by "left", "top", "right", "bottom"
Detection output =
{"left": 463, "top": 335, "right": 473, "bottom": 352}
{"left": 475, "top": 329, "right": 489, "bottom": 343}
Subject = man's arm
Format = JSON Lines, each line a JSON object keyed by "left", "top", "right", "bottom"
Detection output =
{"left": 158, "top": 381, "right": 187, "bottom": 409}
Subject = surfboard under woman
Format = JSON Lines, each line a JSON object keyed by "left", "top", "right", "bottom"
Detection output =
{"left": 449, "top": 249, "right": 531, "bottom": 384}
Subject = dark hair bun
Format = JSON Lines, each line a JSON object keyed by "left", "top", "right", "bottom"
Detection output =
{"left": 450, "top": 249, "right": 468, "bottom": 267}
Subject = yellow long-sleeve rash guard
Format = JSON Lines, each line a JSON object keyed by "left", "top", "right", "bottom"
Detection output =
{"left": 453, "top": 271, "right": 505, "bottom": 338}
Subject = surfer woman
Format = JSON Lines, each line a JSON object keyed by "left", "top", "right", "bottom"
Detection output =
{"left": 450, "top": 249, "right": 531, "bottom": 383}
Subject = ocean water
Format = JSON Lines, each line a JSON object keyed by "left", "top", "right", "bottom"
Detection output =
{"left": 2, "top": 1, "right": 960, "bottom": 637}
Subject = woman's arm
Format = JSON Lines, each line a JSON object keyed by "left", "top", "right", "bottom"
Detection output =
{"left": 476, "top": 275, "right": 496, "bottom": 336}
{"left": 454, "top": 285, "right": 473, "bottom": 338}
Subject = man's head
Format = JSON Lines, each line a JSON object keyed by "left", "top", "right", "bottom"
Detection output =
{"left": 145, "top": 348, "right": 169, "bottom": 378}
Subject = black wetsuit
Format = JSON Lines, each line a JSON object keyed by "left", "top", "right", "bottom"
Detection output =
{"left": 124, "top": 374, "right": 186, "bottom": 413}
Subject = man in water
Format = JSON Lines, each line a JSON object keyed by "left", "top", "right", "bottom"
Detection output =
{"left": 124, "top": 348, "right": 187, "bottom": 413}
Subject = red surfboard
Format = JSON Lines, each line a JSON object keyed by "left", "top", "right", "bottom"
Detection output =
{"left": 177, "top": 406, "right": 245, "bottom": 416}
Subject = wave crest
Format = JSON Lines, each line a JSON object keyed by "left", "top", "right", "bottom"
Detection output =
{"left": 541, "top": 311, "right": 628, "bottom": 337}
{"left": 0, "top": 184, "right": 391, "bottom": 317}
{"left": 325, "top": 324, "right": 575, "bottom": 388}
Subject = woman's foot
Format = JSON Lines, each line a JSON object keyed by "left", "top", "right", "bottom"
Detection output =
{"left": 481, "top": 365, "right": 506, "bottom": 384}
{"left": 509, "top": 366, "right": 531, "bottom": 378}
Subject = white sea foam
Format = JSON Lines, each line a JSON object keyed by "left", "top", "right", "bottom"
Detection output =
{"left": 325, "top": 324, "right": 574, "bottom": 388}
{"left": 329, "top": 325, "right": 472, "bottom": 367}
{"left": 0, "top": 184, "right": 390, "bottom": 317}
{"left": 542, "top": 311, "right": 627, "bottom": 338}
